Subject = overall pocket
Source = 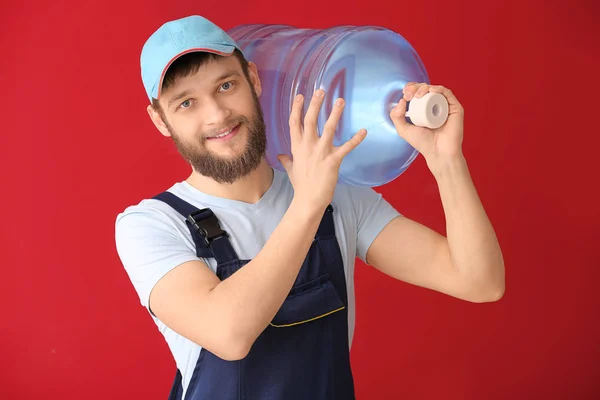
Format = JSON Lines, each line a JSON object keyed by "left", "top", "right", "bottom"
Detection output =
{"left": 270, "top": 273, "right": 345, "bottom": 328}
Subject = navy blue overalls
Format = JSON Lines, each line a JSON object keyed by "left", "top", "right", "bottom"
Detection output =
{"left": 152, "top": 191, "right": 356, "bottom": 400}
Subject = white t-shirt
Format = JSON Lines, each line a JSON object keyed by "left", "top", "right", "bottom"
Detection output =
{"left": 115, "top": 168, "right": 400, "bottom": 396}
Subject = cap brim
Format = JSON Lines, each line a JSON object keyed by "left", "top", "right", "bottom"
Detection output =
{"left": 153, "top": 45, "right": 236, "bottom": 100}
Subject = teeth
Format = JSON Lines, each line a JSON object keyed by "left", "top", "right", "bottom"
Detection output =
{"left": 214, "top": 127, "right": 233, "bottom": 138}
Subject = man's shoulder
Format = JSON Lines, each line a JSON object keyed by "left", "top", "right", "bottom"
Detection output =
{"left": 115, "top": 183, "right": 191, "bottom": 228}
{"left": 332, "top": 181, "right": 382, "bottom": 206}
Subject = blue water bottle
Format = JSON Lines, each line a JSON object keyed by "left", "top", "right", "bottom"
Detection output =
{"left": 227, "top": 24, "right": 448, "bottom": 187}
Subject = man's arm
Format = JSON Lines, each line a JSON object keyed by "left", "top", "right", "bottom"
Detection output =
{"left": 365, "top": 156, "right": 505, "bottom": 303}
{"left": 369, "top": 82, "right": 505, "bottom": 302}
{"left": 149, "top": 199, "right": 324, "bottom": 361}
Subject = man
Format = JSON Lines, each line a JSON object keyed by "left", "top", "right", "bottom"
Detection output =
{"left": 115, "top": 14, "right": 504, "bottom": 400}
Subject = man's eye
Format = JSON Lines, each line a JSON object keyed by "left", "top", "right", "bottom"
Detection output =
{"left": 180, "top": 100, "right": 191, "bottom": 108}
{"left": 220, "top": 81, "right": 234, "bottom": 91}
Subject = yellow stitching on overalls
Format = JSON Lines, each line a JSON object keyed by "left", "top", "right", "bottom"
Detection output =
{"left": 269, "top": 306, "right": 346, "bottom": 328}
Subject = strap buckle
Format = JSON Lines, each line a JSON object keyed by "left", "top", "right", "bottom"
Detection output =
{"left": 187, "top": 209, "right": 228, "bottom": 246}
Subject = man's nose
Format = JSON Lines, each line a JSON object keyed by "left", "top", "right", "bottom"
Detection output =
{"left": 202, "top": 98, "right": 231, "bottom": 126}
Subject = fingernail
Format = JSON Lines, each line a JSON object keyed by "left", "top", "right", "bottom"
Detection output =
{"left": 335, "top": 98, "right": 344, "bottom": 106}
{"left": 296, "top": 95, "right": 303, "bottom": 102}
{"left": 315, "top": 89, "right": 324, "bottom": 97}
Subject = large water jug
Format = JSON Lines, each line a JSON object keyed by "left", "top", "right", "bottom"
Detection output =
{"left": 227, "top": 24, "right": 447, "bottom": 187}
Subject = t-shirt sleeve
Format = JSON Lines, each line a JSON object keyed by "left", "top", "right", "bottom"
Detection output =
{"left": 349, "top": 186, "right": 401, "bottom": 263}
{"left": 114, "top": 203, "right": 201, "bottom": 309}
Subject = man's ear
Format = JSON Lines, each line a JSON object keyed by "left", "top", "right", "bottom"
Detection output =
{"left": 247, "top": 61, "right": 262, "bottom": 97}
{"left": 146, "top": 104, "right": 172, "bottom": 138}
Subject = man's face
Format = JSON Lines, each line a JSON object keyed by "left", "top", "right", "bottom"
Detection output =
{"left": 154, "top": 55, "right": 267, "bottom": 184}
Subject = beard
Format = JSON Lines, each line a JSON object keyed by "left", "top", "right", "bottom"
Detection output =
{"left": 167, "top": 90, "right": 267, "bottom": 184}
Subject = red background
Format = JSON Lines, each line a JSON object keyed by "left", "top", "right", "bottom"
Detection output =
{"left": 2, "top": 0, "right": 599, "bottom": 399}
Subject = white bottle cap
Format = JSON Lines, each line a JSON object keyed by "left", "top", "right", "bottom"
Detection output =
{"left": 405, "top": 92, "right": 449, "bottom": 129}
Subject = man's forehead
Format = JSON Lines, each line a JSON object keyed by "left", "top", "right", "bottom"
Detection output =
{"left": 170, "top": 55, "right": 240, "bottom": 87}
{"left": 162, "top": 63, "right": 243, "bottom": 107}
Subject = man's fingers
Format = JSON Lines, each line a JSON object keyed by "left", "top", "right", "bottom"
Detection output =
{"left": 336, "top": 128, "right": 367, "bottom": 159}
{"left": 277, "top": 154, "right": 293, "bottom": 174}
{"left": 303, "top": 89, "right": 325, "bottom": 140}
{"left": 389, "top": 99, "right": 419, "bottom": 143}
{"left": 390, "top": 98, "right": 412, "bottom": 136}
{"left": 321, "top": 98, "right": 345, "bottom": 144}
{"left": 288, "top": 94, "right": 304, "bottom": 148}
{"left": 403, "top": 82, "right": 425, "bottom": 100}
{"left": 391, "top": 98, "right": 408, "bottom": 120}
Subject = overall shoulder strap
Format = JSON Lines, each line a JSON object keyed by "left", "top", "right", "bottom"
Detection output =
{"left": 152, "top": 191, "right": 238, "bottom": 263}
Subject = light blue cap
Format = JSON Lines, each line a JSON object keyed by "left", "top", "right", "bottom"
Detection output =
{"left": 140, "top": 15, "right": 242, "bottom": 102}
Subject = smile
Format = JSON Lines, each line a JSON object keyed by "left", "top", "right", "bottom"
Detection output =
{"left": 207, "top": 124, "right": 241, "bottom": 142}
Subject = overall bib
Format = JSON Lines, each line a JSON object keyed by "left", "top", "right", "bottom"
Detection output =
{"left": 153, "top": 191, "right": 355, "bottom": 400}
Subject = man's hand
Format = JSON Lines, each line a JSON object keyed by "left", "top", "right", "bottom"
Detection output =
{"left": 279, "top": 89, "right": 367, "bottom": 211}
{"left": 390, "top": 83, "right": 465, "bottom": 176}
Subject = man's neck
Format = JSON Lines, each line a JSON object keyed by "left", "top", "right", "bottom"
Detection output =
{"left": 185, "top": 159, "right": 275, "bottom": 204}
